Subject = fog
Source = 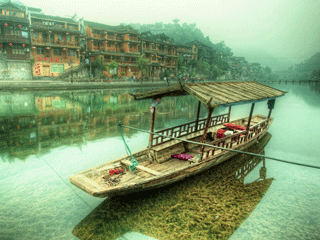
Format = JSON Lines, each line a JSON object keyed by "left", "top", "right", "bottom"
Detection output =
{"left": 22, "top": 0, "right": 320, "bottom": 70}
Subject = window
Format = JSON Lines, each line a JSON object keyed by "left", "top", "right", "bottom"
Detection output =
{"left": 152, "top": 55, "right": 156, "bottom": 60}
{"left": 152, "top": 44, "right": 156, "bottom": 50}
{"left": 9, "top": 11, "right": 16, "bottom": 16}
{"left": 12, "top": 48, "right": 24, "bottom": 55}
{"left": 57, "top": 34, "right": 63, "bottom": 41}
{"left": 36, "top": 48, "right": 45, "bottom": 54}
{"left": 68, "top": 49, "right": 75, "bottom": 56}
{"left": 33, "top": 32, "right": 39, "bottom": 39}
{"left": 51, "top": 64, "right": 64, "bottom": 73}
{"left": 22, "top": 31, "right": 28, "bottom": 38}
{"left": 67, "top": 35, "right": 71, "bottom": 41}
{"left": 75, "top": 37, "right": 79, "bottom": 43}
{"left": 54, "top": 48, "right": 61, "bottom": 56}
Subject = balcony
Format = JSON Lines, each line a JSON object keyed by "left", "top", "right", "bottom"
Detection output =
{"left": 105, "top": 35, "right": 123, "bottom": 42}
{"left": 31, "top": 24, "right": 80, "bottom": 34}
{"left": 32, "top": 39, "right": 81, "bottom": 49}
{"left": 0, "top": 34, "right": 30, "bottom": 44}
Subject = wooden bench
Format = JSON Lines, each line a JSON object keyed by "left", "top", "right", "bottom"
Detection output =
{"left": 121, "top": 160, "right": 161, "bottom": 176}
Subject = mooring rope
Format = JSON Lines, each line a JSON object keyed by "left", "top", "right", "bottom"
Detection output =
{"left": 117, "top": 123, "right": 139, "bottom": 171}
{"left": 118, "top": 123, "right": 320, "bottom": 170}
{"left": 39, "top": 156, "right": 93, "bottom": 209}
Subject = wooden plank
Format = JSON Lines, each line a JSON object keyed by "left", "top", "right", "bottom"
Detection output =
{"left": 242, "top": 82, "right": 279, "bottom": 97}
{"left": 223, "top": 82, "right": 262, "bottom": 100}
{"left": 190, "top": 85, "right": 229, "bottom": 103}
{"left": 212, "top": 83, "right": 258, "bottom": 101}
{"left": 189, "top": 148, "right": 201, "bottom": 154}
{"left": 202, "top": 83, "right": 248, "bottom": 103}
{"left": 121, "top": 160, "right": 161, "bottom": 176}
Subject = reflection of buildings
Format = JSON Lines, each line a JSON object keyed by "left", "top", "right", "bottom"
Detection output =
{"left": 0, "top": 90, "right": 203, "bottom": 161}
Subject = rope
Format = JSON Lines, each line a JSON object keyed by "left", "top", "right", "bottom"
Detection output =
{"left": 38, "top": 156, "right": 93, "bottom": 209}
{"left": 119, "top": 123, "right": 320, "bottom": 170}
{"left": 118, "top": 122, "right": 139, "bottom": 171}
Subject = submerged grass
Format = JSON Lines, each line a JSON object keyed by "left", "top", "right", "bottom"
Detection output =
{"left": 73, "top": 136, "right": 273, "bottom": 240}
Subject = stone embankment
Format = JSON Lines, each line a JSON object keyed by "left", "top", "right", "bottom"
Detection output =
{"left": 0, "top": 80, "right": 171, "bottom": 91}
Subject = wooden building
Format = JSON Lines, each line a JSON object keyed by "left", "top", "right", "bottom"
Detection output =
{"left": 0, "top": 1, "right": 32, "bottom": 79}
{"left": 177, "top": 43, "right": 198, "bottom": 65}
{"left": 85, "top": 21, "right": 140, "bottom": 77}
{"left": 29, "top": 13, "right": 83, "bottom": 77}
{"left": 140, "top": 31, "right": 178, "bottom": 77}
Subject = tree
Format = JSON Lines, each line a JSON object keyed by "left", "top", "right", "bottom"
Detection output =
{"left": 92, "top": 57, "right": 107, "bottom": 77}
{"left": 137, "top": 57, "right": 149, "bottom": 77}
{"left": 172, "top": 18, "right": 180, "bottom": 25}
{"left": 108, "top": 60, "right": 118, "bottom": 75}
{"left": 265, "top": 66, "right": 272, "bottom": 74}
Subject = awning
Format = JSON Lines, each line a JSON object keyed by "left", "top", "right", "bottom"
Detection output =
{"left": 131, "top": 81, "right": 286, "bottom": 109}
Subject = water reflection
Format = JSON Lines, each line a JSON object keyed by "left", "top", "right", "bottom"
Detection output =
{"left": 72, "top": 133, "right": 273, "bottom": 240}
{"left": 1, "top": 89, "right": 222, "bottom": 162}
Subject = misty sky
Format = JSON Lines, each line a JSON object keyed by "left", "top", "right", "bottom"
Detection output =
{"left": 21, "top": 0, "right": 320, "bottom": 70}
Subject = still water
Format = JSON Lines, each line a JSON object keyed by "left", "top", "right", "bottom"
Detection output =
{"left": 0, "top": 83, "right": 319, "bottom": 240}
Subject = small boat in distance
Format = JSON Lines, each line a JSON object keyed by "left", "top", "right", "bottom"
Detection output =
{"left": 69, "top": 81, "right": 286, "bottom": 198}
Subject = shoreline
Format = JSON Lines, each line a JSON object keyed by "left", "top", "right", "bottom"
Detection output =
{"left": 0, "top": 80, "right": 171, "bottom": 91}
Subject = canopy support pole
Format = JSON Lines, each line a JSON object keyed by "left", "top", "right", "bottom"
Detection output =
{"left": 245, "top": 103, "right": 255, "bottom": 139}
{"left": 267, "top": 99, "right": 275, "bottom": 120}
{"left": 149, "top": 107, "right": 156, "bottom": 148}
{"left": 228, "top": 106, "right": 232, "bottom": 122}
{"left": 195, "top": 101, "right": 201, "bottom": 132}
{"left": 200, "top": 107, "right": 214, "bottom": 157}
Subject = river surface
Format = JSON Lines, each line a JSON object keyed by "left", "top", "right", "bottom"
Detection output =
{"left": 0, "top": 82, "right": 319, "bottom": 240}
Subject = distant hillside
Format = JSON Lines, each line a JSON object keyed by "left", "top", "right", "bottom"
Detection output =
{"left": 295, "top": 52, "right": 320, "bottom": 80}
{"left": 295, "top": 52, "right": 320, "bottom": 73}
{"left": 129, "top": 20, "right": 233, "bottom": 57}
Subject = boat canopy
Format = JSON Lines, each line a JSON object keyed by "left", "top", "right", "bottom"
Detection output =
{"left": 131, "top": 81, "right": 286, "bottom": 109}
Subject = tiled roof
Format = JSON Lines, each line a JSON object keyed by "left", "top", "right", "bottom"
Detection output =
{"left": 30, "top": 13, "right": 78, "bottom": 24}
{"left": 84, "top": 20, "right": 138, "bottom": 33}
{"left": 0, "top": 1, "right": 24, "bottom": 11}
{"left": 132, "top": 81, "right": 287, "bottom": 108}
{"left": 140, "top": 31, "right": 174, "bottom": 44}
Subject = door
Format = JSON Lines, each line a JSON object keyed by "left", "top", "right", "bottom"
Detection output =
{"left": 43, "top": 66, "right": 50, "bottom": 77}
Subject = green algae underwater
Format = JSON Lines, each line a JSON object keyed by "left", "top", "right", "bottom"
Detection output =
{"left": 72, "top": 133, "right": 273, "bottom": 240}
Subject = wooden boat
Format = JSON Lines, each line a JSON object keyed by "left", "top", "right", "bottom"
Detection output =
{"left": 69, "top": 81, "right": 286, "bottom": 198}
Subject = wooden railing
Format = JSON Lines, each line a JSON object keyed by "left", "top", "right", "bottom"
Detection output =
{"left": 151, "top": 113, "right": 229, "bottom": 146}
{"left": 202, "top": 119, "right": 268, "bottom": 159}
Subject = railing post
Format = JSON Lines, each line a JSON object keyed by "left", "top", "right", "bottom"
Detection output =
{"left": 195, "top": 101, "right": 201, "bottom": 132}
{"left": 200, "top": 107, "right": 214, "bottom": 158}
{"left": 149, "top": 104, "right": 156, "bottom": 148}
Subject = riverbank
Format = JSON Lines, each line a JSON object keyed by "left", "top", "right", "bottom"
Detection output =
{"left": 0, "top": 79, "right": 172, "bottom": 91}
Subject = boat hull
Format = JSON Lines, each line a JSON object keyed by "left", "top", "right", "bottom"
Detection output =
{"left": 69, "top": 115, "right": 272, "bottom": 198}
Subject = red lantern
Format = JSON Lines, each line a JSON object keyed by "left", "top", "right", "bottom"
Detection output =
{"left": 18, "top": 25, "right": 22, "bottom": 28}
{"left": 9, "top": 43, "right": 12, "bottom": 46}
{"left": 22, "top": 44, "right": 25, "bottom": 47}
{"left": 4, "top": 23, "right": 8, "bottom": 27}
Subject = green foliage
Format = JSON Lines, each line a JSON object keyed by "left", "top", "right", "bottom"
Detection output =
{"left": 265, "top": 66, "right": 272, "bottom": 74}
{"left": 130, "top": 21, "right": 233, "bottom": 57}
{"left": 108, "top": 60, "right": 118, "bottom": 70}
{"left": 120, "top": 71, "right": 125, "bottom": 76}
{"left": 295, "top": 52, "right": 320, "bottom": 75}
{"left": 137, "top": 57, "right": 149, "bottom": 76}
{"left": 164, "top": 70, "right": 171, "bottom": 78}
{"left": 93, "top": 57, "right": 107, "bottom": 71}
